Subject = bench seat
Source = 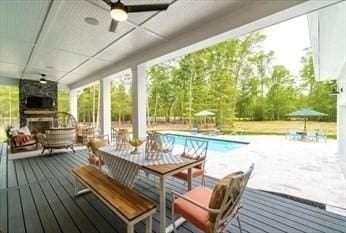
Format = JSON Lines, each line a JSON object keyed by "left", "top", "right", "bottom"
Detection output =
{"left": 72, "top": 165, "right": 156, "bottom": 233}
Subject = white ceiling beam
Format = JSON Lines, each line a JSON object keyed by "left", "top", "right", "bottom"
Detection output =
{"left": 20, "top": 0, "right": 55, "bottom": 78}
{"left": 22, "top": 0, "right": 66, "bottom": 79}
{"left": 69, "top": 0, "right": 340, "bottom": 90}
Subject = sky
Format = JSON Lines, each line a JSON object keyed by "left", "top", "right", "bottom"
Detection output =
{"left": 259, "top": 15, "right": 311, "bottom": 77}
{"left": 157, "top": 15, "right": 311, "bottom": 80}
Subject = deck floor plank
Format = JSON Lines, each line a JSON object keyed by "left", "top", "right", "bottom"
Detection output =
{"left": 7, "top": 188, "right": 26, "bottom": 233}
{"left": 15, "top": 160, "right": 28, "bottom": 186}
{"left": 21, "top": 159, "right": 38, "bottom": 184}
{"left": 244, "top": 193, "right": 346, "bottom": 233}
{"left": 7, "top": 160, "right": 17, "bottom": 188}
{"left": 28, "top": 157, "right": 46, "bottom": 181}
{"left": 20, "top": 185, "right": 44, "bottom": 233}
{"left": 48, "top": 178, "right": 99, "bottom": 233}
{"left": 29, "top": 181, "right": 62, "bottom": 233}
{"left": 1, "top": 147, "right": 346, "bottom": 233}
{"left": 0, "top": 145, "right": 7, "bottom": 189}
{"left": 0, "top": 191, "right": 7, "bottom": 233}
{"left": 39, "top": 180, "right": 80, "bottom": 233}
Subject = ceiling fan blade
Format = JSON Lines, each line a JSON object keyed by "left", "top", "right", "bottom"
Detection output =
{"left": 101, "top": 0, "right": 113, "bottom": 6}
{"left": 127, "top": 4, "right": 169, "bottom": 13}
{"left": 109, "top": 19, "right": 118, "bottom": 32}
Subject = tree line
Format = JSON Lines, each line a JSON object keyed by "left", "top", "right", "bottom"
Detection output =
{"left": 147, "top": 32, "right": 336, "bottom": 126}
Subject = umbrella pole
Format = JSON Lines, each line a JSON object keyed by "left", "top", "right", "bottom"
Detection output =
{"left": 304, "top": 117, "right": 307, "bottom": 131}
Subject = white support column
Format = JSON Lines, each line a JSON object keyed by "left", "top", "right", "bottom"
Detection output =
{"left": 99, "top": 79, "right": 112, "bottom": 137}
{"left": 69, "top": 89, "right": 78, "bottom": 121}
{"left": 132, "top": 65, "right": 147, "bottom": 139}
{"left": 337, "top": 66, "right": 346, "bottom": 176}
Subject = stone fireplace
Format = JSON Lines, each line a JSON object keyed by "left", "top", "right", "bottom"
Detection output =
{"left": 26, "top": 115, "right": 54, "bottom": 134}
{"left": 19, "top": 79, "right": 58, "bottom": 132}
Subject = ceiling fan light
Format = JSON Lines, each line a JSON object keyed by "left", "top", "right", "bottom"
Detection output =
{"left": 110, "top": 4, "right": 128, "bottom": 22}
{"left": 40, "top": 78, "right": 48, "bottom": 84}
{"left": 40, "top": 74, "right": 48, "bottom": 84}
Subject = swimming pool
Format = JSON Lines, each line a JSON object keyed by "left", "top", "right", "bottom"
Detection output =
{"left": 165, "top": 133, "right": 248, "bottom": 153}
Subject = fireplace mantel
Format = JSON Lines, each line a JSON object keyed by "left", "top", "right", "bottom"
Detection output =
{"left": 24, "top": 110, "right": 56, "bottom": 115}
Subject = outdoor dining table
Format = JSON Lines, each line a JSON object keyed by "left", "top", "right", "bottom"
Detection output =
{"left": 98, "top": 145, "right": 203, "bottom": 233}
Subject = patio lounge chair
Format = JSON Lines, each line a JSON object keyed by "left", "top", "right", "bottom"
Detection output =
{"left": 305, "top": 131, "right": 318, "bottom": 142}
{"left": 173, "top": 138, "right": 208, "bottom": 186}
{"left": 190, "top": 123, "right": 200, "bottom": 135}
{"left": 317, "top": 130, "right": 328, "bottom": 142}
{"left": 171, "top": 163, "right": 254, "bottom": 233}
{"left": 285, "top": 130, "right": 299, "bottom": 140}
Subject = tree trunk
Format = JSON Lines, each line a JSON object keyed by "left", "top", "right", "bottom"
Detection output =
{"left": 154, "top": 95, "right": 158, "bottom": 123}
{"left": 118, "top": 111, "right": 121, "bottom": 128}
{"left": 96, "top": 87, "right": 100, "bottom": 131}
{"left": 8, "top": 87, "right": 12, "bottom": 124}
{"left": 92, "top": 86, "right": 96, "bottom": 126}
{"left": 188, "top": 72, "right": 193, "bottom": 127}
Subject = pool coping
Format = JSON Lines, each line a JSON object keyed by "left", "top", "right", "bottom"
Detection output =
{"left": 161, "top": 131, "right": 250, "bottom": 145}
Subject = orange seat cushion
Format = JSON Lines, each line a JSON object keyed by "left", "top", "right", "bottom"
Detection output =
{"left": 173, "top": 168, "right": 204, "bottom": 181}
{"left": 174, "top": 187, "right": 212, "bottom": 232}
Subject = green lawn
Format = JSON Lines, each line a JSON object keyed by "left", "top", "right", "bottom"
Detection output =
{"left": 149, "top": 120, "right": 337, "bottom": 138}
{"left": 231, "top": 120, "right": 336, "bottom": 138}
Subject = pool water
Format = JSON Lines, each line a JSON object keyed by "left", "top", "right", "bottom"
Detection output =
{"left": 165, "top": 134, "right": 247, "bottom": 153}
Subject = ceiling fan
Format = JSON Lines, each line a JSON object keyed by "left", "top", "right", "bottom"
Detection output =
{"left": 102, "top": 0, "right": 170, "bottom": 32}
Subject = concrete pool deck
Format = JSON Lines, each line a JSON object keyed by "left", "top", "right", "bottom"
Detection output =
{"left": 163, "top": 131, "right": 346, "bottom": 213}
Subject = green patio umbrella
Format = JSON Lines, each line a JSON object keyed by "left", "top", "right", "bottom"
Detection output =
{"left": 194, "top": 110, "right": 215, "bottom": 117}
{"left": 194, "top": 110, "right": 215, "bottom": 128}
{"left": 287, "top": 108, "right": 328, "bottom": 131}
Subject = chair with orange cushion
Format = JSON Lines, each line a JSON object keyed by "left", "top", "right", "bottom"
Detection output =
{"left": 171, "top": 163, "right": 254, "bottom": 233}
{"left": 173, "top": 138, "right": 208, "bottom": 186}
{"left": 87, "top": 135, "right": 109, "bottom": 170}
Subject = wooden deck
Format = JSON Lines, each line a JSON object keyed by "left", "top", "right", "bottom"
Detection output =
{"left": 0, "top": 144, "right": 345, "bottom": 233}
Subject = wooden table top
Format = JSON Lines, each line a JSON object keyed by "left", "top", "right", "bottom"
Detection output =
{"left": 143, "top": 157, "right": 201, "bottom": 176}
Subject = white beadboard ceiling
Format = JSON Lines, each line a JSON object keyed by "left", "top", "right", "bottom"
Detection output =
{"left": 0, "top": 0, "right": 304, "bottom": 86}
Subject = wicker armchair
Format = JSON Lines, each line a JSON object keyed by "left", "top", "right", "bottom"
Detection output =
{"left": 37, "top": 128, "right": 76, "bottom": 153}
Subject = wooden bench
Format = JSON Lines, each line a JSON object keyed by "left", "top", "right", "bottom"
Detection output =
{"left": 72, "top": 166, "right": 156, "bottom": 233}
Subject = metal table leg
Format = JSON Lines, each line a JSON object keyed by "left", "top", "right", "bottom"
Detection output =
{"left": 160, "top": 176, "right": 166, "bottom": 233}
{"left": 187, "top": 167, "right": 192, "bottom": 191}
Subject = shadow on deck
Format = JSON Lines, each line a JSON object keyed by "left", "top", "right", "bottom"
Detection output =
{"left": 0, "top": 144, "right": 345, "bottom": 233}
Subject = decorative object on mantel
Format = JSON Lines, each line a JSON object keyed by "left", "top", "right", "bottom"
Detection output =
{"left": 129, "top": 138, "right": 145, "bottom": 154}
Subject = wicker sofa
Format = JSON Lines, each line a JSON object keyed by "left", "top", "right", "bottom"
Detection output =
{"left": 37, "top": 128, "right": 76, "bottom": 153}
